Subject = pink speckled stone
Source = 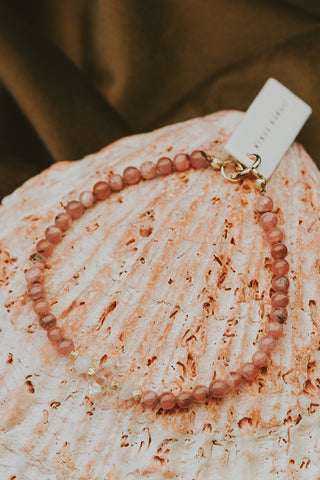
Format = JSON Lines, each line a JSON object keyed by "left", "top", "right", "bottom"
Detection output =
{"left": 266, "top": 322, "right": 284, "bottom": 339}
{"left": 240, "top": 363, "right": 260, "bottom": 382}
{"left": 140, "top": 161, "right": 157, "bottom": 180}
{"left": 190, "top": 150, "right": 209, "bottom": 169}
{"left": 266, "top": 228, "right": 284, "bottom": 244}
{"left": 224, "top": 371, "right": 243, "bottom": 391}
{"left": 272, "top": 259, "right": 289, "bottom": 276}
{"left": 36, "top": 238, "right": 54, "bottom": 257}
{"left": 123, "top": 166, "right": 141, "bottom": 185}
{"left": 271, "top": 292, "right": 289, "bottom": 308}
{"left": 28, "top": 283, "right": 45, "bottom": 301}
{"left": 55, "top": 212, "right": 72, "bottom": 231}
{"left": 252, "top": 350, "right": 269, "bottom": 368}
{"left": 272, "top": 276, "right": 289, "bottom": 293}
{"left": 157, "top": 157, "right": 173, "bottom": 175}
{"left": 39, "top": 313, "right": 57, "bottom": 330}
{"left": 47, "top": 326, "right": 64, "bottom": 343}
{"left": 173, "top": 153, "right": 190, "bottom": 171}
{"left": 141, "top": 390, "right": 159, "bottom": 409}
{"left": 176, "top": 391, "right": 193, "bottom": 408}
{"left": 256, "top": 195, "right": 273, "bottom": 213}
{"left": 56, "top": 338, "right": 75, "bottom": 356}
{"left": 259, "top": 212, "right": 278, "bottom": 231}
{"left": 93, "top": 181, "right": 111, "bottom": 200}
{"left": 25, "top": 267, "right": 43, "bottom": 284}
{"left": 45, "top": 225, "right": 62, "bottom": 244}
{"left": 66, "top": 201, "right": 84, "bottom": 219}
{"left": 270, "top": 307, "right": 288, "bottom": 323}
{"left": 271, "top": 243, "right": 288, "bottom": 259}
{"left": 259, "top": 335, "right": 278, "bottom": 354}
{"left": 79, "top": 191, "right": 95, "bottom": 209}
{"left": 159, "top": 391, "right": 176, "bottom": 410}
{"left": 33, "top": 299, "right": 50, "bottom": 316}
{"left": 209, "top": 380, "right": 230, "bottom": 398}
{"left": 29, "top": 252, "right": 46, "bottom": 269}
{"left": 108, "top": 174, "right": 124, "bottom": 191}
{"left": 192, "top": 385, "right": 209, "bottom": 403}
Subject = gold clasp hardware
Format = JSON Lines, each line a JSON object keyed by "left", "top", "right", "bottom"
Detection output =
{"left": 207, "top": 153, "right": 266, "bottom": 193}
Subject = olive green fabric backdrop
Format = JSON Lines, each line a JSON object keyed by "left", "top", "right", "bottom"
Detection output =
{"left": 0, "top": 0, "right": 319, "bottom": 199}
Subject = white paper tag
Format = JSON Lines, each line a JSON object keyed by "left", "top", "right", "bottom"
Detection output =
{"left": 224, "top": 78, "right": 312, "bottom": 179}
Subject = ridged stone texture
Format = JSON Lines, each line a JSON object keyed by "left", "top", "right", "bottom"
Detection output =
{"left": 0, "top": 111, "right": 320, "bottom": 479}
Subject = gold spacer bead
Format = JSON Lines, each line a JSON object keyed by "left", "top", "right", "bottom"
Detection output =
{"left": 109, "top": 379, "right": 120, "bottom": 391}
{"left": 87, "top": 367, "right": 97, "bottom": 376}
{"left": 69, "top": 350, "right": 80, "bottom": 360}
{"left": 132, "top": 389, "right": 142, "bottom": 401}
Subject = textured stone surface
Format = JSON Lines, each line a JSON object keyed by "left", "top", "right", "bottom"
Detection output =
{"left": 0, "top": 111, "right": 320, "bottom": 479}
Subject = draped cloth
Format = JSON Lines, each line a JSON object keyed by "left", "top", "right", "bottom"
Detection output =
{"left": 0, "top": 0, "right": 319, "bottom": 199}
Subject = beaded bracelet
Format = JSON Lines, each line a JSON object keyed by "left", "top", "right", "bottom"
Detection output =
{"left": 25, "top": 150, "right": 289, "bottom": 411}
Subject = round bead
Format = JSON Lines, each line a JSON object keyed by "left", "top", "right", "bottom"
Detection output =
{"left": 270, "top": 307, "right": 288, "bottom": 323}
{"left": 36, "top": 239, "right": 54, "bottom": 257}
{"left": 271, "top": 292, "right": 289, "bottom": 308}
{"left": 256, "top": 195, "right": 273, "bottom": 213}
{"left": 108, "top": 174, "right": 124, "bottom": 191}
{"left": 271, "top": 259, "right": 289, "bottom": 276}
{"left": 29, "top": 252, "right": 46, "bottom": 268}
{"left": 266, "top": 228, "right": 284, "bottom": 244}
{"left": 33, "top": 299, "right": 50, "bottom": 316}
{"left": 271, "top": 243, "right": 288, "bottom": 259}
{"left": 157, "top": 157, "right": 173, "bottom": 175}
{"left": 25, "top": 267, "right": 43, "bottom": 284}
{"left": 224, "top": 371, "right": 243, "bottom": 391}
{"left": 240, "top": 362, "right": 260, "bottom": 382}
{"left": 252, "top": 350, "right": 269, "bottom": 368}
{"left": 159, "top": 391, "right": 176, "bottom": 410}
{"left": 259, "top": 335, "right": 277, "bottom": 354}
{"left": 209, "top": 380, "right": 230, "bottom": 399}
{"left": 140, "top": 161, "right": 157, "bottom": 180}
{"left": 47, "top": 326, "right": 64, "bottom": 343}
{"left": 173, "top": 153, "right": 190, "bottom": 172}
{"left": 93, "top": 181, "right": 111, "bottom": 200}
{"left": 272, "top": 275, "right": 289, "bottom": 293}
{"left": 176, "top": 391, "right": 193, "bottom": 408}
{"left": 66, "top": 201, "right": 84, "bottom": 219}
{"left": 141, "top": 390, "right": 159, "bottom": 409}
{"left": 39, "top": 313, "right": 57, "bottom": 330}
{"left": 56, "top": 338, "right": 75, "bottom": 356}
{"left": 45, "top": 225, "right": 62, "bottom": 244}
{"left": 118, "top": 382, "right": 134, "bottom": 401}
{"left": 266, "top": 321, "right": 284, "bottom": 339}
{"left": 259, "top": 212, "right": 278, "bottom": 231}
{"left": 28, "top": 283, "right": 45, "bottom": 301}
{"left": 55, "top": 212, "right": 72, "bottom": 231}
{"left": 123, "top": 166, "right": 141, "bottom": 185}
{"left": 190, "top": 150, "right": 208, "bottom": 169}
{"left": 74, "top": 355, "right": 92, "bottom": 374}
{"left": 79, "top": 190, "right": 95, "bottom": 209}
{"left": 192, "top": 385, "right": 209, "bottom": 403}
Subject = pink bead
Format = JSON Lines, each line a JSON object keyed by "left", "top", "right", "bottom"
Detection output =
{"left": 259, "top": 212, "right": 278, "bottom": 231}
{"left": 93, "top": 181, "right": 111, "bottom": 200}
{"left": 176, "top": 391, "right": 193, "bottom": 408}
{"left": 56, "top": 338, "right": 75, "bottom": 355}
{"left": 28, "top": 283, "right": 45, "bottom": 301}
{"left": 159, "top": 391, "right": 176, "bottom": 410}
{"left": 190, "top": 150, "right": 209, "bottom": 169}
{"left": 33, "top": 299, "right": 50, "bottom": 316}
{"left": 209, "top": 379, "right": 230, "bottom": 399}
{"left": 157, "top": 157, "right": 173, "bottom": 175}
{"left": 240, "top": 362, "right": 260, "bottom": 382}
{"left": 47, "top": 326, "right": 64, "bottom": 343}
{"left": 123, "top": 166, "right": 141, "bottom": 185}
{"left": 271, "top": 292, "right": 289, "bottom": 308}
{"left": 25, "top": 267, "right": 43, "bottom": 284}
{"left": 256, "top": 195, "right": 273, "bottom": 213}
{"left": 29, "top": 252, "right": 46, "bottom": 269}
{"left": 39, "top": 313, "right": 57, "bottom": 330}
{"left": 270, "top": 307, "right": 287, "bottom": 323}
{"left": 271, "top": 259, "right": 289, "bottom": 276}
{"left": 272, "top": 275, "right": 289, "bottom": 293}
{"left": 259, "top": 335, "right": 277, "bottom": 354}
{"left": 108, "top": 174, "right": 124, "bottom": 191}
{"left": 141, "top": 390, "right": 159, "bottom": 409}
{"left": 266, "top": 322, "right": 284, "bottom": 339}
{"left": 224, "top": 371, "right": 243, "bottom": 391}
{"left": 36, "top": 238, "right": 54, "bottom": 257}
{"left": 45, "top": 225, "right": 62, "bottom": 244}
{"left": 66, "top": 201, "right": 84, "bottom": 219}
{"left": 192, "top": 385, "right": 209, "bottom": 404}
{"left": 79, "top": 190, "right": 95, "bottom": 209}
{"left": 173, "top": 153, "right": 190, "bottom": 172}
{"left": 140, "top": 161, "right": 157, "bottom": 180}
{"left": 271, "top": 243, "right": 288, "bottom": 259}
{"left": 266, "top": 228, "right": 284, "bottom": 244}
{"left": 55, "top": 212, "right": 72, "bottom": 231}
{"left": 252, "top": 350, "right": 269, "bottom": 367}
